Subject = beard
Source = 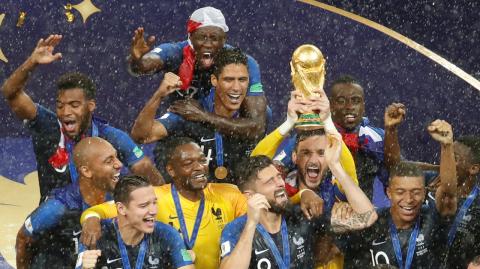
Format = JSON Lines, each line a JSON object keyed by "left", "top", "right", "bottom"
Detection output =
{"left": 267, "top": 198, "right": 289, "bottom": 215}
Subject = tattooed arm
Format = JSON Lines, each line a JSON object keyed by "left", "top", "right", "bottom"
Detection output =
{"left": 330, "top": 202, "right": 377, "bottom": 233}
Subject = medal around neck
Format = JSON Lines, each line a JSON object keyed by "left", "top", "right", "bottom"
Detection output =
{"left": 214, "top": 166, "right": 228, "bottom": 180}
{"left": 290, "top": 44, "right": 326, "bottom": 130}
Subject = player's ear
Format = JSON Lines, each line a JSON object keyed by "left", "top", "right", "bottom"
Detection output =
{"left": 166, "top": 163, "right": 175, "bottom": 178}
{"left": 79, "top": 166, "right": 92, "bottom": 178}
{"left": 386, "top": 186, "right": 392, "bottom": 200}
{"left": 87, "top": 99, "right": 96, "bottom": 113}
{"left": 116, "top": 202, "right": 127, "bottom": 216}
{"left": 242, "top": 190, "right": 254, "bottom": 198}
{"left": 292, "top": 151, "right": 297, "bottom": 164}
{"left": 211, "top": 73, "right": 218, "bottom": 88}
{"left": 469, "top": 163, "right": 480, "bottom": 176}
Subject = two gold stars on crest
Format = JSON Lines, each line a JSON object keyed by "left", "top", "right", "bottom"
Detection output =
{"left": 0, "top": 0, "right": 101, "bottom": 63}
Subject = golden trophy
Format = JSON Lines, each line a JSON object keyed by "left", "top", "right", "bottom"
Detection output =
{"left": 290, "top": 44, "right": 326, "bottom": 130}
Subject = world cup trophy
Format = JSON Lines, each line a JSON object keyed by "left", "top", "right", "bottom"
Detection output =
{"left": 290, "top": 44, "right": 326, "bottom": 130}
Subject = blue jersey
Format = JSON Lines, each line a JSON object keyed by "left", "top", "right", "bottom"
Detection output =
{"left": 27, "top": 104, "right": 144, "bottom": 203}
{"left": 76, "top": 220, "right": 193, "bottom": 269}
{"left": 22, "top": 183, "right": 107, "bottom": 268}
{"left": 220, "top": 208, "right": 328, "bottom": 269}
{"left": 151, "top": 41, "right": 264, "bottom": 99}
{"left": 154, "top": 89, "right": 271, "bottom": 184}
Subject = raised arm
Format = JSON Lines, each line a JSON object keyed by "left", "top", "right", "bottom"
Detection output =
{"left": 326, "top": 131, "right": 378, "bottom": 233}
{"left": 429, "top": 120, "right": 458, "bottom": 217}
{"left": 168, "top": 96, "right": 267, "bottom": 139}
{"left": 2, "top": 34, "right": 63, "bottom": 120}
{"left": 130, "top": 72, "right": 181, "bottom": 144}
{"left": 80, "top": 201, "right": 118, "bottom": 249}
{"left": 219, "top": 194, "right": 270, "bottom": 269}
{"left": 384, "top": 103, "right": 406, "bottom": 171}
{"left": 127, "top": 27, "right": 164, "bottom": 75}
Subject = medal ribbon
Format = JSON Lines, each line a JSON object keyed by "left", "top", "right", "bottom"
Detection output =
{"left": 65, "top": 120, "right": 99, "bottom": 183}
{"left": 389, "top": 217, "right": 420, "bottom": 269}
{"left": 171, "top": 184, "right": 205, "bottom": 249}
{"left": 447, "top": 185, "right": 479, "bottom": 247}
{"left": 113, "top": 218, "right": 149, "bottom": 269}
{"left": 256, "top": 218, "right": 291, "bottom": 269}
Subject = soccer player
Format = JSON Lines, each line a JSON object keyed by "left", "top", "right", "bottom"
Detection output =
{"left": 219, "top": 131, "right": 378, "bottom": 268}
{"left": 131, "top": 48, "right": 263, "bottom": 184}
{"left": 384, "top": 104, "right": 480, "bottom": 268}
{"left": 337, "top": 119, "right": 458, "bottom": 268}
{"left": 76, "top": 175, "right": 194, "bottom": 269}
{"left": 1, "top": 35, "right": 163, "bottom": 203}
{"left": 128, "top": 6, "right": 267, "bottom": 140}
{"left": 15, "top": 137, "right": 122, "bottom": 269}
{"left": 81, "top": 137, "right": 322, "bottom": 269}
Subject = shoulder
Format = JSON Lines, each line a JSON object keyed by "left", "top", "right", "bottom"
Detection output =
{"left": 208, "top": 183, "right": 241, "bottom": 194}
{"left": 153, "top": 221, "right": 182, "bottom": 241}
{"left": 223, "top": 214, "right": 248, "bottom": 234}
{"left": 155, "top": 185, "right": 172, "bottom": 199}
{"left": 51, "top": 183, "right": 82, "bottom": 210}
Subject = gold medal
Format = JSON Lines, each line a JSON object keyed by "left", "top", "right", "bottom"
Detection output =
{"left": 214, "top": 166, "right": 228, "bottom": 180}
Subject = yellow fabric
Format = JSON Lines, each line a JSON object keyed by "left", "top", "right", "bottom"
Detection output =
{"left": 316, "top": 254, "right": 344, "bottom": 269}
{"left": 250, "top": 128, "right": 284, "bottom": 158}
{"left": 81, "top": 183, "right": 246, "bottom": 269}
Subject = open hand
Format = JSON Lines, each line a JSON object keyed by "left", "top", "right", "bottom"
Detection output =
{"left": 30, "top": 35, "right": 63, "bottom": 65}
{"left": 131, "top": 27, "right": 156, "bottom": 61}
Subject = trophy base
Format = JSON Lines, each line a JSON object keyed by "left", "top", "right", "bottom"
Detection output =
{"left": 295, "top": 113, "right": 324, "bottom": 131}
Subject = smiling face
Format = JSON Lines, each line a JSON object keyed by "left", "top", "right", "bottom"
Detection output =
{"left": 330, "top": 83, "right": 365, "bottom": 130}
{"left": 387, "top": 176, "right": 426, "bottom": 227}
{"left": 252, "top": 164, "right": 289, "bottom": 214}
{"left": 211, "top": 63, "right": 249, "bottom": 116}
{"left": 292, "top": 135, "right": 328, "bottom": 189}
{"left": 56, "top": 88, "right": 95, "bottom": 139}
{"left": 120, "top": 186, "right": 158, "bottom": 233}
{"left": 88, "top": 142, "right": 122, "bottom": 192}
{"left": 167, "top": 143, "right": 209, "bottom": 193}
{"left": 190, "top": 26, "right": 226, "bottom": 70}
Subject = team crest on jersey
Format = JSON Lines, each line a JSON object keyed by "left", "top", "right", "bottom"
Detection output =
{"left": 211, "top": 206, "right": 225, "bottom": 228}
{"left": 463, "top": 214, "right": 472, "bottom": 222}
{"left": 148, "top": 255, "right": 160, "bottom": 267}
{"left": 415, "top": 233, "right": 428, "bottom": 256}
{"left": 293, "top": 234, "right": 306, "bottom": 260}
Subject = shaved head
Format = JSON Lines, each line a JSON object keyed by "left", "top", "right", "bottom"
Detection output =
{"left": 73, "top": 137, "right": 113, "bottom": 169}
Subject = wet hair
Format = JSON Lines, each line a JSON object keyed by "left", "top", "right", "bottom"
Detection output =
{"left": 471, "top": 255, "right": 480, "bottom": 266}
{"left": 164, "top": 136, "right": 197, "bottom": 164}
{"left": 456, "top": 135, "right": 480, "bottom": 164}
{"left": 294, "top": 128, "right": 326, "bottom": 151}
{"left": 389, "top": 161, "right": 424, "bottom": 182}
{"left": 236, "top": 155, "right": 273, "bottom": 192}
{"left": 329, "top": 75, "right": 364, "bottom": 96}
{"left": 213, "top": 47, "right": 248, "bottom": 77}
{"left": 113, "top": 174, "right": 151, "bottom": 205}
{"left": 57, "top": 72, "right": 96, "bottom": 100}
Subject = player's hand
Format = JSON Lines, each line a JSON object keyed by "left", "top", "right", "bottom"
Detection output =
{"left": 130, "top": 27, "right": 155, "bottom": 61}
{"left": 81, "top": 217, "right": 102, "bottom": 249}
{"left": 29, "top": 35, "right": 63, "bottom": 65}
{"left": 155, "top": 72, "right": 182, "bottom": 98}
{"left": 82, "top": 249, "right": 101, "bottom": 269}
{"left": 324, "top": 131, "right": 343, "bottom": 167}
{"left": 332, "top": 202, "right": 354, "bottom": 221}
{"left": 300, "top": 189, "right": 324, "bottom": 220}
{"left": 169, "top": 99, "right": 207, "bottom": 122}
{"left": 246, "top": 193, "right": 270, "bottom": 225}
{"left": 384, "top": 103, "right": 406, "bottom": 128}
{"left": 287, "top": 90, "right": 311, "bottom": 122}
{"left": 309, "top": 88, "right": 330, "bottom": 122}
{"left": 428, "top": 119, "right": 453, "bottom": 145}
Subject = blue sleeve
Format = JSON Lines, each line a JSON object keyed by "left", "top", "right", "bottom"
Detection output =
{"left": 75, "top": 243, "right": 88, "bottom": 269}
{"left": 26, "top": 104, "right": 59, "bottom": 136}
{"left": 22, "top": 198, "right": 67, "bottom": 237}
{"left": 156, "top": 112, "right": 185, "bottom": 134}
{"left": 100, "top": 125, "right": 144, "bottom": 167}
{"left": 246, "top": 55, "right": 264, "bottom": 96}
{"left": 220, "top": 216, "right": 246, "bottom": 259}
{"left": 273, "top": 134, "right": 296, "bottom": 170}
{"left": 156, "top": 223, "right": 193, "bottom": 268}
{"left": 150, "top": 41, "right": 188, "bottom": 71}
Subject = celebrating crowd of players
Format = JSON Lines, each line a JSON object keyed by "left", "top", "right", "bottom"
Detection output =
{"left": 1, "top": 6, "right": 479, "bottom": 269}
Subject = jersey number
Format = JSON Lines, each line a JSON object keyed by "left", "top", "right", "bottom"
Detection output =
{"left": 370, "top": 249, "right": 390, "bottom": 265}
{"left": 257, "top": 258, "right": 271, "bottom": 269}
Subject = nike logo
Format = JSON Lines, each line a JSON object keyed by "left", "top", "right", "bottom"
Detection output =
{"left": 200, "top": 137, "right": 215, "bottom": 142}
{"left": 107, "top": 257, "right": 122, "bottom": 264}
{"left": 73, "top": 230, "right": 82, "bottom": 236}
{"left": 169, "top": 215, "right": 178, "bottom": 219}
{"left": 372, "top": 239, "right": 386, "bottom": 246}
{"left": 254, "top": 249, "right": 269, "bottom": 255}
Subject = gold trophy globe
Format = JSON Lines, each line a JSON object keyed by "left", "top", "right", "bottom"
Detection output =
{"left": 290, "top": 44, "right": 326, "bottom": 130}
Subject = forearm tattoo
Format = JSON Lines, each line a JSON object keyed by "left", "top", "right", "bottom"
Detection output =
{"left": 331, "top": 209, "right": 375, "bottom": 233}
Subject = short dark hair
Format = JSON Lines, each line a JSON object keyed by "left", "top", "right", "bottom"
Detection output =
{"left": 331, "top": 75, "right": 360, "bottom": 87}
{"left": 113, "top": 174, "right": 151, "bottom": 205}
{"left": 456, "top": 136, "right": 480, "bottom": 164}
{"left": 294, "top": 128, "right": 326, "bottom": 151}
{"left": 164, "top": 136, "right": 197, "bottom": 164}
{"left": 236, "top": 155, "right": 273, "bottom": 191}
{"left": 471, "top": 255, "right": 480, "bottom": 266}
{"left": 213, "top": 47, "right": 248, "bottom": 77}
{"left": 389, "top": 161, "right": 424, "bottom": 182}
{"left": 57, "top": 72, "right": 96, "bottom": 100}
